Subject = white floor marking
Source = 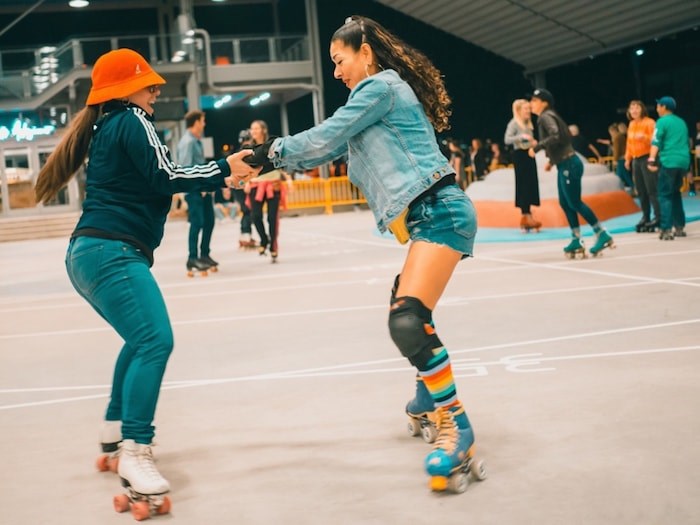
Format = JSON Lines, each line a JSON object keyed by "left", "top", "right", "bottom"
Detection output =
{"left": 2, "top": 320, "right": 698, "bottom": 411}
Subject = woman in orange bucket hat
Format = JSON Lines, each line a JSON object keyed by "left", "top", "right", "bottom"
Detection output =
{"left": 35, "top": 48, "right": 258, "bottom": 517}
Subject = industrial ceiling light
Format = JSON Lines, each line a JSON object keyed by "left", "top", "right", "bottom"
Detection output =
{"left": 68, "top": 0, "right": 89, "bottom": 8}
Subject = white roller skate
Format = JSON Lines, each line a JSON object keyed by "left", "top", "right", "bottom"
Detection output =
{"left": 96, "top": 420, "right": 122, "bottom": 473}
{"left": 114, "top": 439, "right": 171, "bottom": 520}
{"left": 406, "top": 377, "right": 438, "bottom": 443}
{"left": 425, "top": 405, "right": 487, "bottom": 494}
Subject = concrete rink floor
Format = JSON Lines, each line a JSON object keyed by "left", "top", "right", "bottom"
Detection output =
{"left": 1, "top": 209, "right": 699, "bottom": 525}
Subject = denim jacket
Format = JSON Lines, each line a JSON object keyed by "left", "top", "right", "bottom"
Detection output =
{"left": 269, "top": 69, "right": 453, "bottom": 232}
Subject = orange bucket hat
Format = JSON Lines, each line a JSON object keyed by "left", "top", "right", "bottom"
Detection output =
{"left": 86, "top": 48, "right": 166, "bottom": 105}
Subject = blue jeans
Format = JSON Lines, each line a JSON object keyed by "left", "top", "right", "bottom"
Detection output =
{"left": 406, "top": 183, "right": 477, "bottom": 256}
{"left": 557, "top": 155, "right": 600, "bottom": 229}
{"left": 657, "top": 166, "right": 686, "bottom": 231}
{"left": 66, "top": 236, "right": 173, "bottom": 444}
{"left": 185, "top": 192, "right": 215, "bottom": 259}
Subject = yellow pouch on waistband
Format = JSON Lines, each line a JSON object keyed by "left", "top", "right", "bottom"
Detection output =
{"left": 387, "top": 208, "right": 410, "bottom": 245}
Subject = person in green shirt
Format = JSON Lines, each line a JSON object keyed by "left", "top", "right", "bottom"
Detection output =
{"left": 648, "top": 96, "right": 691, "bottom": 239}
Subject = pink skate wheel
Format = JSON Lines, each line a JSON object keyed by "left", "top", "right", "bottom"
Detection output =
{"left": 131, "top": 501, "right": 150, "bottom": 521}
{"left": 156, "top": 496, "right": 171, "bottom": 515}
{"left": 113, "top": 494, "right": 130, "bottom": 513}
{"left": 96, "top": 455, "right": 110, "bottom": 472}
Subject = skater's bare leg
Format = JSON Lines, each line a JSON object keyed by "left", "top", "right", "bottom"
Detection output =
{"left": 395, "top": 241, "right": 461, "bottom": 309}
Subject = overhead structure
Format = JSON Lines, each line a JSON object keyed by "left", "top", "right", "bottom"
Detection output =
{"left": 375, "top": 0, "right": 700, "bottom": 74}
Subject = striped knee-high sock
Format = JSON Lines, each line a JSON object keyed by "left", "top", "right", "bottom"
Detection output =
{"left": 418, "top": 345, "right": 458, "bottom": 409}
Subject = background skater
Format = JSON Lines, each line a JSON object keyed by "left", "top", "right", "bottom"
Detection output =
{"left": 528, "top": 88, "right": 614, "bottom": 257}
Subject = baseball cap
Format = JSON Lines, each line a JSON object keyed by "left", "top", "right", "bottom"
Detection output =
{"left": 656, "top": 96, "right": 676, "bottom": 111}
{"left": 531, "top": 88, "right": 554, "bottom": 106}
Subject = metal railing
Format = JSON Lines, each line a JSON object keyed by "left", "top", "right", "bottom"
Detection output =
{"left": 0, "top": 32, "right": 309, "bottom": 102}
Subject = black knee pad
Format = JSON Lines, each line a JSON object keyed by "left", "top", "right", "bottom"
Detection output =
{"left": 388, "top": 296, "right": 443, "bottom": 369}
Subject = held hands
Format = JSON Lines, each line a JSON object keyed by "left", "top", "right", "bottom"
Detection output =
{"left": 225, "top": 149, "right": 260, "bottom": 188}
{"left": 527, "top": 147, "right": 536, "bottom": 158}
{"left": 243, "top": 137, "right": 278, "bottom": 176}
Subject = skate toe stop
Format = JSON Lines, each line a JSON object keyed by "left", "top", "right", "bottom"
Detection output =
{"left": 430, "top": 476, "right": 449, "bottom": 491}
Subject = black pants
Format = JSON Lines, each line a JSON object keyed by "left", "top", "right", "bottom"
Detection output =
{"left": 631, "top": 156, "right": 660, "bottom": 222}
{"left": 185, "top": 192, "right": 215, "bottom": 259}
{"left": 232, "top": 189, "right": 252, "bottom": 234}
{"left": 251, "top": 191, "right": 281, "bottom": 253}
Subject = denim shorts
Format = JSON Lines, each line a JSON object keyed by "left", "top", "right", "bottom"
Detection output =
{"left": 406, "top": 183, "right": 477, "bottom": 257}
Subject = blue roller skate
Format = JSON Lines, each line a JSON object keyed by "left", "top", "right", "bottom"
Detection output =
{"left": 425, "top": 405, "right": 487, "bottom": 493}
{"left": 563, "top": 237, "right": 586, "bottom": 259}
{"left": 590, "top": 230, "right": 614, "bottom": 257}
{"left": 406, "top": 377, "right": 438, "bottom": 443}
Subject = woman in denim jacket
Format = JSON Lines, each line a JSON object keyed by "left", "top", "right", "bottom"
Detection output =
{"left": 263, "top": 16, "right": 484, "bottom": 492}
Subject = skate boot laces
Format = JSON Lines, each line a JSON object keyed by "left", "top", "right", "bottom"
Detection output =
{"left": 433, "top": 407, "right": 459, "bottom": 455}
{"left": 133, "top": 445, "right": 162, "bottom": 482}
{"left": 121, "top": 441, "right": 169, "bottom": 493}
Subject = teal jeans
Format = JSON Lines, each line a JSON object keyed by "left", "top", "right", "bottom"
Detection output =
{"left": 66, "top": 236, "right": 173, "bottom": 444}
{"left": 557, "top": 155, "right": 600, "bottom": 229}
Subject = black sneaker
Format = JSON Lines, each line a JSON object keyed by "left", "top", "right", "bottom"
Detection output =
{"left": 674, "top": 228, "right": 687, "bottom": 238}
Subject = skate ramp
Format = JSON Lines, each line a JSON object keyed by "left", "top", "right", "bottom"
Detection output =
{"left": 466, "top": 151, "right": 639, "bottom": 228}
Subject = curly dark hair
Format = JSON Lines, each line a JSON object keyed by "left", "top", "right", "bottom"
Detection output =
{"left": 332, "top": 16, "right": 452, "bottom": 132}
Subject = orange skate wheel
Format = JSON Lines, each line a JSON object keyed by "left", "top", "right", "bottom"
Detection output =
{"left": 113, "top": 494, "right": 130, "bottom": 513}
{"left": 108, "top": 456, "right": 119, "bottom": 472}
{"left": 131, "top": 501, "right": 150, "bottom": 521}
{"left": 430, "top": 475, "right": 448, "bottom": 491}
{"left": 96, "top": 455, "right": 110, "bottom": 472}
{"left": 155, "top": 496, "right": 171, "bottom": 515}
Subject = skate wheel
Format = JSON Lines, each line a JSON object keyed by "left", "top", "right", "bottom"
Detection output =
{"left": 96, "top": 455, "right": 110, "bottom": 472}
{"left": 210, "top": 266, "right": 218, "bottom": 272}
{"left": 447, "top": 472, "right": 468, "bottom": 494}
{"left": 407, "top": 417, "right": 421, "bottom": 437}
{"left": 186, "top": 271, "right": 194, "bottom": 278}
{"left": 429, "top": 475, "right": 448, "bottom": 492}
{"left": 421, "top": 424, "right": 437, "bottom": 444}
{"left": 200, "top": 271, "right": 208, "bottom": 277}
{"left": 470, "top": 459, "right": 487, "bottom": 481}
{"left": 113, "top": 494, "right": 130, "bottom": 513}
{"left": 131, "top": 501, "right": 150, "bottom": 521}
{"left": 155, "top": 496, "right": 171, "bottom": 515}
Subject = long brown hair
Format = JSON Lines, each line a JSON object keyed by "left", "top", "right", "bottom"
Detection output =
{"left": 34, "top": 105, "right": 100, "bottom": 204}
{"left": 333, "top": 16, "right": 452, "bottom": 132}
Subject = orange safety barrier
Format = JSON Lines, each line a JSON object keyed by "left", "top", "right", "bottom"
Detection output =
{"left": 287, "top": 176, "right": 366, "bottom": 214}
